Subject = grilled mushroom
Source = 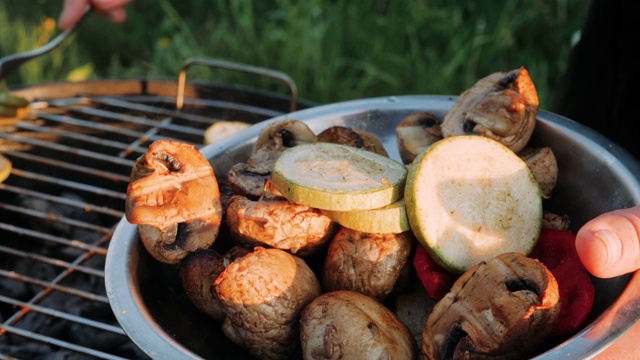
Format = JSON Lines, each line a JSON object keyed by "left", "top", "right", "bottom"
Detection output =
{"left": 317, "top": 125, "right": 389, "bottom": 157}
{"left": 395, "top": 111, "right": 443, "bottom": 164}
{"left": 178, "top": 247, "right": 251, "bottom": 321}
{"left": 422, "top": 252, "right": 560, "bottom": 360}
{"left": 228, "top": 119, "right": 317, "bottom": 198}
{"left": 300, "top": 290, "right": 417, "bottom": 360}
{"left": 126, "top": 140, "right": 223, "bottom": 264}
{"left": 441, "top": 67, "right": 539, "bottom": 153}
{"left": 225, "top": 180, "right": 338, "bottom": 256}
{"left": 322, "top": 227, "right": 414, "bottom": 301}
{"left": 519, "top": 146, "right": 558, "bottom": 197}
{"left": 214, "top": 247, "right": 321, "bottom": 360}
{"left": 542, "top": 211, "right": 571, "bottom": 231}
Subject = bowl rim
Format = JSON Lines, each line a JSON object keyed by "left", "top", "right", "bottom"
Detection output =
{"left": 105, "top": 94, "right": 640, "bottom": 360}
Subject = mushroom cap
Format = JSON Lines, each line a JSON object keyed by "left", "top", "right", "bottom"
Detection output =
{"left": 422, "top": 252, "right": 560, "bottom": 360}
{"left": 322, "top": 227, "right": 414, "bottom": 301}
{"left": 395, "top": 111, "right": 443, "bottom": 164}
{"left": 317, "top": 125, "right": 389, "bottom": 157}
{"left": 300, "top": 290, "right": 417, "bottom": 360}
{"left": 126, "top": 140, "right": 223, "bottom": 264}
{"left": 214, "top": 247, "right": 321, "bottom": 360}
{"left": 519, "top": 146, "right": 558, "bottom": 197}
{"left": 225, "top": 194, "right": 338, "bottom": 256}
{"left": 227, "top": 119, "right": 317, "bottom": 198}
{"left": 441, "top": 67, "right": 539, "bottom": 153}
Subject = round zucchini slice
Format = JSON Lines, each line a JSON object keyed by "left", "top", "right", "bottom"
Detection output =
{"left": 405, "top": 135, "right": 542, "bottom": 273}
{"left": 272, "top": 142, "right": 407, "bottom": 211}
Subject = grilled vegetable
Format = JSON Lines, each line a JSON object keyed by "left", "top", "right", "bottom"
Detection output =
{"left": 395, "top": 111, "right": 443, "bottom": 164}
{"left": 317, "top": 125, "right": 389, "bottom": 157}
{"left": 321, "top": 227, "right": 414, "bottom": 301}
{"left": 204, "top": 121, "right": 250, "bottom": 144}
{"left": 300, "top": 290, "right": 417, "bottom": 360}
{"left": 422, "top": 252, "right": 560, "bottom": 360}
{"left": 322, "top": 199, "right": 410, "bottom": 234}
{"left": 441, "top": 67, "right": 539, "bottom": 153}
{"left": 125, "top": 139, "right": 223, "bottom": 263}
{"left": 225, "top": 180, "right": 338, "bottom": 256}
{"left": 214, "top": 247, "right": 321, "bottom": 360}
{"left": 413, "top": 244, "right": 456, "bottom": 301}
{"left": 519, "top": 146, "right": 558, "bottom": 197}
{"left": 272, "top": 142, "right": 407, "bottom": 211}
{"left": 228, "top": 119, "right": 317, "bottom": 198}
{"left": 405, "top": 135, "right": 542, "bottom": 273}
{"left": 0, "top": 153, "right": 11, "bottom": 183}
{"left": 529, "top": 229, "right": 595, "bottom": 336}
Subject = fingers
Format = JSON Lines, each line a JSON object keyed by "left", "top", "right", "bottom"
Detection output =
{"left": 59, "top": 0, "right": 133, "bottom": 30}
{"left": 59, "top": 0, "right": 90, "bottom": 30}
{"left": 575, "top": 206, "right": 640, "bottom": 278}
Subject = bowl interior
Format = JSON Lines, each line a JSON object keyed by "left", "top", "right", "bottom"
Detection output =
{"left": 106, "top": 95, "right": 640, "bottom": 359}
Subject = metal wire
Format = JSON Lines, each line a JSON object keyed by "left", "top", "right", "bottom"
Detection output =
{"left": 0, "top": 87, "right": 293, "bottom": 359}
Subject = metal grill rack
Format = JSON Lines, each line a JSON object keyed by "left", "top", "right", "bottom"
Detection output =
{"left": 0, "top": 71, "right": 310, "bottom": 359}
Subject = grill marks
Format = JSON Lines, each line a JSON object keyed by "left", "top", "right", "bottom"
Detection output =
{"left": 1, "top": 82, "right": 300, "bottom": 359}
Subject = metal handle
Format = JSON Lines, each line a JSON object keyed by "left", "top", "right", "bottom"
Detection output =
{"left": 175, "top": 58, "right": 299, "bottom": 113}
{"left": 0, "top": 5, "right": 92, "bottom": 80}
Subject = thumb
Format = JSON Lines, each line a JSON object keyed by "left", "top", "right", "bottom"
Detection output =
{"left": 59, "top": 0, "right": 91, "bottom": 30}
{"left": 575, "top": 206, "right": 640, "bottom": 278}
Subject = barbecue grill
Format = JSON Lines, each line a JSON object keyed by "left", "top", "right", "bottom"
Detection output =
{"left": 0, "top": 58, "right": 314, "bottom": 359}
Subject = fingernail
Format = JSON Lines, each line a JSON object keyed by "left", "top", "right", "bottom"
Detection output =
{"left": 595, "top": 230, "right": 623, "bottom": 267}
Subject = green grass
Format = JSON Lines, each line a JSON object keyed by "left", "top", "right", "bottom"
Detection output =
{"left": 0, "top": 0, "right": 587, "bottom": 109}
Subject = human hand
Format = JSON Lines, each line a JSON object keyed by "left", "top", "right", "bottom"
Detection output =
{"left": 575, "top": 206, "right": 640, "bottom": 359}
{"left": 576, "top": 206, "right": 640, "bottom": 278}
{"left": 58, "top": 0, "right": 133, "bottom": 30}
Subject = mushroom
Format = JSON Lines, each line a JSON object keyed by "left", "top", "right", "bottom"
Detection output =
{"left": 317, "top": 125, "right": 389, "bottom": 157}
{"left": 321, "top": 227, "right": 414, "bottom": 301}
{"left": 125, "top": 140, "right": 223, "bottom": 264}
{"left": 519, "top": 146, "right": 558, "bottom": 197}
{"left": 225, "top": 180, "right": 339, "bottom": 256}
{"left": 422, "top": 252, "right": 560, "bottom": 360}
{"left": 214, "top": 247, "right": 321, "bottom": 360}
{"left": 300, "top": 290, "right": 417, "bottom": 360}
{"left": 395, "top": 111, "right": 443, "bottom": 164}
{"left": 542, "top": 211, "right": 571, "bottom": 231}
{"left": 178, "top": 247, "right": 251, "bottom": 321}
{"left": 441, "top": 67, "right": 539, "bottom": 153}
{"left": 228, "top": 119, "right": 317, "bottom": 198}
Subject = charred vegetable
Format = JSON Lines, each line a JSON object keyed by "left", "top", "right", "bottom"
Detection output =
{"left": 228, "top": 119, "right": 317, "bottom": 198}
{"left": 300, "top": 290, "right": 417, "bottom": 360}
{"left": 395, "top": 111, "right": 443, "bottom": 164}
{"left": 317, "top": 125, "right": 389, "bottom": 157}
{"left": 529, "top": 229, "right": 595, "bottom": 337}
{"left": 214, "top": 247, "right": 321, "bottom": 360}
{"left": 178, "top": 247, "right": 251, "bottom": 321}
{"left": 225, "top": 180, "right": 339, "bottom": 256}
{"left": 422, "top": 252, "right": 560, "bottom": 360}
{"left": 441, "top": 67, "right": 539, "bottom": 153}
{"left": 125, "top": 140, "right": 223, "bottom": 264}
{"left": 519, "top": 146, "right": 558, "bottom": 197}
{"left": 322, "top": 227, "right": 414, "bottom": 301}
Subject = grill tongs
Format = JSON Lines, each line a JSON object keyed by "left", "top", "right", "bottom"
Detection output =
{"left": 0, "top": 5, "right": 91, "bottom": 80}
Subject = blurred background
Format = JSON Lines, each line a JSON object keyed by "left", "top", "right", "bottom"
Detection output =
{"left": 0, "top": 0, "right": 587, "bottom": 108}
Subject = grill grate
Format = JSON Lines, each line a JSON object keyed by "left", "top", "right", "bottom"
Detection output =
{"left": 0, "top": 79, "right": 308, "bottom": 359}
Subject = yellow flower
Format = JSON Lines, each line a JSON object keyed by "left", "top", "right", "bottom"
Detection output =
{"left": 159, "top": 37, "right": 171, "bottom": 49}
{"left": 43, "top": 17, "right": 56, "bottom": 32}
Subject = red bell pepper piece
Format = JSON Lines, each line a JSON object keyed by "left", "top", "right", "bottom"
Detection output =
{"left": 413, "top": 245, "right": 456, "bottom": 301}
{"left": 529, "top": 229, "right": 595, "bottom": 337}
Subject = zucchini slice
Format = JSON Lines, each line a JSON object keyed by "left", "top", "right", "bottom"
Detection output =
{"left": 405, "top": 135, "right": 542, "bottom": 273}
{"left": 272, "top": 142, "right": 407, "bottom": 211}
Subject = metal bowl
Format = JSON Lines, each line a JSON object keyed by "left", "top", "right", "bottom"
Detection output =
{"left": 105, "top": 95, "right": 640, "bottom": 359}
